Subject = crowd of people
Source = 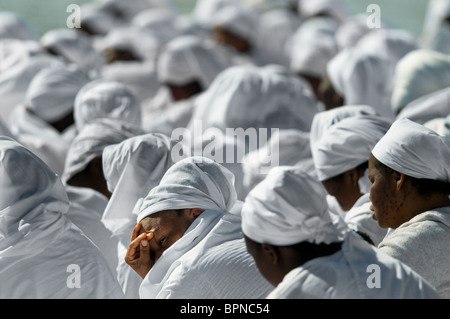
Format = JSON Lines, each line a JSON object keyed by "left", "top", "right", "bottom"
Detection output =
{"left": 0, "top": 0, "right": 449, "bottom": 299}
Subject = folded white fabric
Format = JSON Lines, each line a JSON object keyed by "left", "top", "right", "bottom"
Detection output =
{"left": 242, "top": 166, "right": 348, "bottom": 246}
{"left": 372, "top": 118, "right": 450, "bottom": 182}
{"left": 313, "top": 115, "right": 392, "bottom": 181}
{"left": 137, "top": 156, "right": 237, "bottom": 222}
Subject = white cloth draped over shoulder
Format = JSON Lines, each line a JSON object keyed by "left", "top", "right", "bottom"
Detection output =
{"left": 102, "top": 132, "right": 178, "bottom": 298}
{"left": 137, "top": 157, "right": 272, "bottom": 298}
{"left": 0, "top": 137, "right": 124, "bottom": 298}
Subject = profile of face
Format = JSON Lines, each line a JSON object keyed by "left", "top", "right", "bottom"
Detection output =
{"left": 138, "top": 208, "right": 202, "bottom": 264}
{"left": 368, "top": 154, "right": 406, "bottom": 229}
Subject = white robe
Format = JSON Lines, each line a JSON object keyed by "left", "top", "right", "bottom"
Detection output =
{"left": 267, "top": 232, "right": 441, "bottom": 299}
{"left": 0, "top": 137, "right": 124, "bottom": 299}
{"left": 378, "top": 208, "right": 450, "bottom": 298}
{"left": 139, "top": 209, "right": 273, "bottom": 298}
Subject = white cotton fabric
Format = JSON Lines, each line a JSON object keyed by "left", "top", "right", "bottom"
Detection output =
{"left": 188, "top": 64, "right": 318, "bottom": 136}
{"left": 327, "top": 48, "right": 395, "bottom": 119}
{"left": 391, "top": 49, "right": 450, "bottom": 115}
{"left": 192, "top": 0, "right": 239, "bottom": 27}
{"left": 267, "top": 231, "right": 441, "bottom": 298}
{"left": 131, "top": 8, "right": 180, "bottom": 44}
{"left": 137, "top": 156, "right": 237, "bottom": 221}
{"left": 74, "top": 80, "right": 142, "bottom": 132}
{"left": 242, "top": 166, "right": 348, "bottom": 246}
{"left": 372, "top": 118, "right": 450, "bottom": 182}
{"left": 378, "top": 208, "right": 450, "bottom": 298}
{"left": 0, "top": 137, "right": 124, "bottom": 299}
{"left": 157, "top": 35, "right": 229, "bottom": 89}
{"left": 62, "top": 118, "right": 143, "bottom": 184}
{"left": 335, "top": 14, "right": 375, "bottom": 50}
{"left": 396, "top": 86, "right": 450, "bottom": 125}
{"left": 297, "top": 0, "right": 349, "bottom": 23}
{"left": 25, "top": 64, "right": 92, "bottom": 122}
{"left": 312, "top": 115, "right": 392, "bottom": 181}
{"left": 40, "top": 29, "right": 105, "bottom": 73}
{"left": 424, "top": 114, "right": 450, "bottom": 137}
{"left": 309, "top": 104, "right": 379, "bottom": 150}
{"left": 289, "top": 16, "right": 338, "bottom": 78}
{"left": 0, "top": 39, "right": 44, "bottom": 72}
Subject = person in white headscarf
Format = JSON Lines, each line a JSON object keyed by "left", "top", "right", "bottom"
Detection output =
{"left": 125, "top": 156, "right": 273, "bottom": 298}
{"left": 424, "top": 114, "right": 450, "bottom": 137}
{"left": 334, "top": 13, "right": 377, "bottom": 51}
{"left": 62, "top": 118, "right": 144, "bottom": 278}
{"left": 73, "top": 79, "right": 142, "bottom": 132}
{"left": 297, "top": 0, "right": 349, "bottom": 24}
{"left": 311, "top": 115, "right": 392, "bottom": 245}
{"left": 142, "top": 34, "right": 231, "bottom": 136}
{"left": 0, "top": 38, "right": 45, "bottom": 72}
{"left": 369, "top": 118, "right": 450, "bottom": 298}
{"left": 420, "top": 0, "right": 450, "bottom": 53}
{"left": 40, "top": 28, "right": 106, "bottom": 75}
{"left": 288, "top": 16, "right": 339, "bottom": 101}
{"left": 241, "top": 165, "right": 441, "bottom": 298}
{"left": 0, "top": 137, "right": 124, "bottom": 299}
{"left": 391, "top": 49, "right": 450, "bottom": 116}
{"left": 323, "top": 47, "right": 395, "bottom": 119}
{"left": 395, "top": 86, "right": 450, "bottom": 125}
{"left": 188, "top": 64, "right": 318, "bottom": 141}
{"left": 9, "top": 64, "right": 92, "bottom": 175}
{"left": 101, "top": 132, "right": 181, "bottom": 298}
{"left": 0, "top": 11, "right": 36, "bottom": 41}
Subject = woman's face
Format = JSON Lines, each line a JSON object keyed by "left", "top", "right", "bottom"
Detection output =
{"left": 368, "top": 155, "right": 406, "bottom": 229}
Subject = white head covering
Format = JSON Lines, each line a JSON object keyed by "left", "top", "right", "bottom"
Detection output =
{"left": 0, "top": 39, "right": 44, "bottom": 73}
{"left": 74, "top": 80, "right": 141, "bottom": 131}
{"left": 327, "top": 48, "right": 394, "bottom": 119}
{"left": 396, "top": 86, "right": 450, "bottom": 124}
{"left": 79, "top": 3, "right": 117, "bottom": 36}
{"left": 40, "top": 29, "right": 105, "bottom": 73}
{"left": 335, "top": 13, "right": 375, "bottom": 50}
{"left": 25, "top": 64, "right": 92, "bottom": 123}
{"left": 372, "top": 118, "right": 450, "bottom": 182}
{"left": 297, "top": 0, "right": 349, "bottom": 24}
{"left": 137, "top": 156, "right": 237, "bottom": 222}
{"left": 289, "top": 16, "right": 338, "bottom": 78}
{"left": 424, "top": 114, "right": 450, "bottom": 137}
{"left": 131, "top": 8, "right": 180, "bottom": 44}
{"left": 157, "top": 35, "right": 229, "bottom": 89}
{"left": 391, "top": 49, "right": 450, "bottom": 115}
{"left": 312, "top": 115, "right": 392, "bottom": 181}
{"left": 62, "top": 118, "right": 143, "bottom": 184}
{"left": 242, "top": 166, "right": 348, "bottom": 245}
{"left": 309, "top": 104, "right": 379, "bottom": 149}
{"left": 0, "top": 11, "right": 36, "bottom": 41}
{"left": 188, "top": 64, "right": 317, "bottom": 135}
{"left": 192, "top": 0, "right": 239, "bottom": 28}
{"left": 102, "top": 133, "right": 177, "bottom": 236}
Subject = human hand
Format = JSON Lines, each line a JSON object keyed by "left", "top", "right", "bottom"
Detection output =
{"left": 124, "top": 222, "right": 154, "bottom": 279}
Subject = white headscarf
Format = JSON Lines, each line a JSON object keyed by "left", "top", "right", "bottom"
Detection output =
{"left": 131, "top": 8, "right": 180, "bottom": 44}
{"left": 242, "top": 166, "right": 348, "bottom": 245}
{"left": 25, "top": 64, "right": 92, "bottom": 123}
{"left": 62, "top": 118, "right": 143, "bottom": 184}
{"left": 391, "top": 49, "right": 450, "bottom": 115}
{"left": 40, "top": 28, "right": 105, "bottom": 73}
{"left": 309, "top": 104, "right": 379, "bottom": 149}
{"left": 312, "top": 115, "right": 392, "bottom": 181}
{"left": 137, "top": 156, "right": 237, "bottom": 222}
{"left": 0, "top": 39, "right": 44, "bottom": 72}
{"left": 74, "top": 80, "right": 142, "bottom": 131}
{"left": 327, "top": 48, "right": 394, "bottom": 119}
{"left": 188, "top": 64, "right": 317, "bottom": 135}
{"left": 424, "top": 114, "right": 450, "bottom": 137}
{"left": 396, "top": 86, "right": 450, "bottom": 124}
{"left": 297, "top": 0, "right": 349, "bottom": 24}
{"left": 156, "top": 35, "right": 229, "bottom": 89}
{"left": 102, "top": 133, "right": 177, "bottom": 237}
{"left": 335, "top": 13, "right": 375, "bottom": 50}
{"left": 289, "top": 16, "right": 338, "bottom": 78}
{"left": 372, "top": 118, "right": 450, "bottom": 182}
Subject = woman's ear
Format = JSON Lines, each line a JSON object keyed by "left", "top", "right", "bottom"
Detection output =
{"left": 261, "top": 244, "right": 280, "bottom": 265}
{"left": 394, "top": 172, "right": 405, "bottom": 191}
{"left": 187, "top": 208, "right": 204, "bottom": 221}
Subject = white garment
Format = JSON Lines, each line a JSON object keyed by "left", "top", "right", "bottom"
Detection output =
{"left": 424, "top": 114, "right": 450, "bottom": 137}
{"left": 0, "top": 39, "right": 44, "bottom": 72}
{"left": 139, "top": 209, "right": 273, "bottom": 298}
{"left": 74, "top": 80, "right": 142, "bottom": 132}
{"left": 101, "top": 132, "right": 177, "bottom": 298}
{"left": 267, "top": 231, "right": 441, "bottom": 298}
{"left": 372, "top": 118, "right": 450, "bottom": 182}
{"left": 378, "top": 208, "right": 450, "bottom": 298}
{"left": 0, "top": 137, "right": 124, "bottom": 299}
{"left": 297, "top": 0, "right": 349, "bottom": 24}
{"left": 0, "top": 11, "right": 36, "bottom": 41}
{"left": 335, "top": 14, "right": 376, "bottom": 50}
{"left": 345, "top": 193, "right": 388, "bottom": 246}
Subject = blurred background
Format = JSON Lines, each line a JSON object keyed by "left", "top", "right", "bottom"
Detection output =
{"left": 0, "top": 0, "right": 431, "bottom": 41}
